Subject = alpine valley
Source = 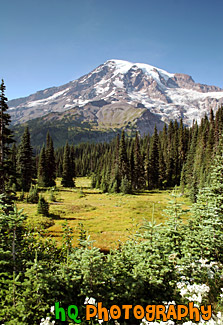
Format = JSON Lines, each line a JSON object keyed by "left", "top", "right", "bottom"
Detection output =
{"left": 9, "top": 59, "right": 223, "bottom": 148}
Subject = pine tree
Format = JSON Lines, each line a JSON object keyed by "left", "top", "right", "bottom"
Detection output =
{"left": 61, "top": 143, "right": 75, "bottom": 187}
{"left": 120, "top": 175, "right": 131, "bottom": 194}
{"left": 184, "top": 140, "right": 223, "bottom": 262}
{"left": 45, "top": 132, "right": 56, "bottom": 187}
{"left": 8, "top": 143, "right": 17, "bottom": 190}
{"left": 37, "top": 195, "right": 49, "bottom": 217}
{"left": 180, "top": 164, "right": 186, "bottom": 195}
{"left": 109, "top": 134, "right": 120, "bottom": 192}
{"left": 158, "top": 142, "right": 166, "bottom": 189}
{"left": 119, "top": 130, "right": 129, "bottom": 181}
{"left": 27, "top": 184, "right": 39, "bottom": 203}
{"left": 157, "top": 189, "right": 186, "bottom": 260}
{"left": 184, "top": 122, "right": 198, "bottom": 196}
{"left": 129, "top": 140, "right": 135, "bottom": 189}
{"left": 178, "top": 119, "right": 185, "bottom": 174}
{"left": 148, "top": 126, "right": 159, "bottom": 189}
{"left": 57, "top": 156, "right": 63, "bottom": 177}
{"left": 172, "top": 120, "right": 180, "bottom": 185}
{"left": 17, "top": 127, "right": 34, "bottom": 191}
{"left": 38, "top": 145, "right": 48, "bottom": 187}
{"left": 0, "top": 80, "right": 14, "bottom": 195}
{"left": 132, "top": 132, "right": 145, "bottom": 190}
{"left": 69, "top": 145, "right": 76, "bottom": 181}
{"left": 111, "top": 134, "right": 120, "bottom": 177}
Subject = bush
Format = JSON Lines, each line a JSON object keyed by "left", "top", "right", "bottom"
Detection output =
{"left": 37, "top": 196, "right": 49, "bottom": 217}
{"left": 27, "top": 184, "right": 39, "bottom": 203}
{"left": 25, "top": 216, "right": 55, "bottom": 230}
{"left": 48, "top": 187, "right": 57, "bottom": 202}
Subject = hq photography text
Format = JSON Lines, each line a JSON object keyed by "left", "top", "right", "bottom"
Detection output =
{"left": 54, "top": 301, "right": 212, "bottom": 323}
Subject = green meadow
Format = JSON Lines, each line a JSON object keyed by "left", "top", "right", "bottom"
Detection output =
{"left": 17, "top": 177, "right": 191, "bottom": 250}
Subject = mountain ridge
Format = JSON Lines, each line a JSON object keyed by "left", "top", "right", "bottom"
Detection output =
{"left": 8, "top": 59, "right": 223, "bottom": 146}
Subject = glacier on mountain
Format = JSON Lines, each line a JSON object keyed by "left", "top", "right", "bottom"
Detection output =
{"left": 8, "top": 59, "right": 223, "bottom": 128}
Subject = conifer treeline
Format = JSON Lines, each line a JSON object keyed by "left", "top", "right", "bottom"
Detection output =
{"left": 91, "top": 121, "right": 189, "bottom": 194}
{"left": 67, "top": 106, "right": 222, "bottom": 199}
{"left": 88, "top": 106, "right": 223, "bottom": 198}
{"left": 8, "top": 104, "right": 223, "bottom": 200}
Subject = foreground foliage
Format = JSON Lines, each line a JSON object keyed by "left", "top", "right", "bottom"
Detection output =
{"left": 1, "top": 144, "right": 223, "bottom": 324}
{"left": 1, "top": 82, "right": 223, "bottom": 324}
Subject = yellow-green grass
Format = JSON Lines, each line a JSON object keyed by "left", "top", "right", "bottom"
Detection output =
{"left": 16, "top": 177, "right": 191, "bottom": 250}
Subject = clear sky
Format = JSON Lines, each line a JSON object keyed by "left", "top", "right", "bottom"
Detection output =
{"left": 1, "top": 0, "right": 223, "bottom": 100}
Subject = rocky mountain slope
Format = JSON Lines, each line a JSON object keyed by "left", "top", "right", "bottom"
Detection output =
{"left": 8, "top": 59, "right": 223, "bottom": 146}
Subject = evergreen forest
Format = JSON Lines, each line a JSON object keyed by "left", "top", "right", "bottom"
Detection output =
{"left": 1, "top": 79, "right": 223, "bottom": 324}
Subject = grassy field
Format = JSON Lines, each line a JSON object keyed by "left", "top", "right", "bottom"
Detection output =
{"left": 16, "top": 177, "right": 191, "bottom": 250}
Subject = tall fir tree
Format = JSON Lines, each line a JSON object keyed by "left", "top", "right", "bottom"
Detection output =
{"left": 8, "top": 143, "right": 17, "bottom": 189}
{"left": 45, "top": 132, "right": 56, "bottom": 187}
{"left": 119, "top": 130, "right": 129, "bottom": 181}
{"left": 133, "top": 132, "right": 145, "bottom": 190}
{"left": 129, "top": 140, "right": 135, "bottom": 189}
{"left": 69, "top": 145, "right": 76, "bottom": 181}
{"left": 0, "top": 80, "right": 14, "bottom": 194}
{"left": 183, "top": 141, "right": 223, "bottom": 263}
{"left": 158, "top": 142, "right": 166, "bottom": 188}
{"left": 109, "top": 134, "right": 120, "bottom": 192}
{"left": 178, "top": 119, "right": 185, "bottom": 175}
{"left": 38, "top": 145, "right": 48, "bottom": 187}
{"left": 148, "top": 125, "right": 159, "bottom": 189}
{"left": 61, "top": 142, "right": 75, "bottom": 187}
{"left": 17, "top": 127, "right": 34, "bottom": 191}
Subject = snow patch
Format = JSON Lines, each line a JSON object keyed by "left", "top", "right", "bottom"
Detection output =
{"left": 166, "top": 88, "right": 223, "bottom": 104}
{"left": 106, "top": 59, "right": 174, "bottom": 84}
{"left": 26, "top": 89, "right": 69, "bottom": 108}
{"left": 64, "top": 104, "right": 73, "bottom": 109}
{"left": 72, "top": 98, "right": 89, "bottom": 106}
{"left": 113, "top": 79, "right": 124, "bottom": 88}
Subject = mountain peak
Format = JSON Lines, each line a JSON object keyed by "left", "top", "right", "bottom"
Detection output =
{"left": 105, "top": 59, "right": 175, "bottom": 82}
{"left": 8, "top": 59, "right": 223, "bottom": 130}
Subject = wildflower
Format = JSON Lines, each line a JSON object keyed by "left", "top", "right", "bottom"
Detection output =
{"left": 84, "top": 296, "right": 97, "bottom": 305}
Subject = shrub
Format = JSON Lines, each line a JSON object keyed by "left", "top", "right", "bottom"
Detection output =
{"left": 27, "top": 184, "right": 39, "bottom": 203}
{"left": 37, "top": 196, "right": 49, "bottom": 217}
{"left": 48, "top": 187, "right": 57, "bottom": 202}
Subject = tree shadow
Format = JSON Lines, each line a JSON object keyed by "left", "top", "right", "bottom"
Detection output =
{"left": 49, "top": 213, "right": 62, "bottom": 220}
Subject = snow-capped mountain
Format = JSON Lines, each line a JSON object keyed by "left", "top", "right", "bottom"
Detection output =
{"left": 8, "top": 59, "right": 223, "bottom": 132}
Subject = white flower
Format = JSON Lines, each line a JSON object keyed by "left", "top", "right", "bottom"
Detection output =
{"left": 198, "top": 258, "right": 209, "bottom": 267}
{"left": 84, "top": 296, "right": 97, "bottom": 305}
{"left": 217, "top": 311, "right": 222, "bottom": 318}
{"left": 180, "top": 287, "right": 188, "bottom": 296}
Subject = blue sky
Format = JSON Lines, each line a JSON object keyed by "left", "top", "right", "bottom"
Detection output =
{"left": 1, "top": 0, "right": 223, "bottom": 99}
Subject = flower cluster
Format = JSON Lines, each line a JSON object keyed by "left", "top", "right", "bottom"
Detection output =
{"left": 176, "top": 282, "right": 210, "bottom": 304}
{"left": 39, "top": 317, "right": 55, "bottom": 325}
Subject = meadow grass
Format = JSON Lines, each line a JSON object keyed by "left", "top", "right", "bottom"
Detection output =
{"left": 16, "top": 177, "right": 191, "bottom": 250}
